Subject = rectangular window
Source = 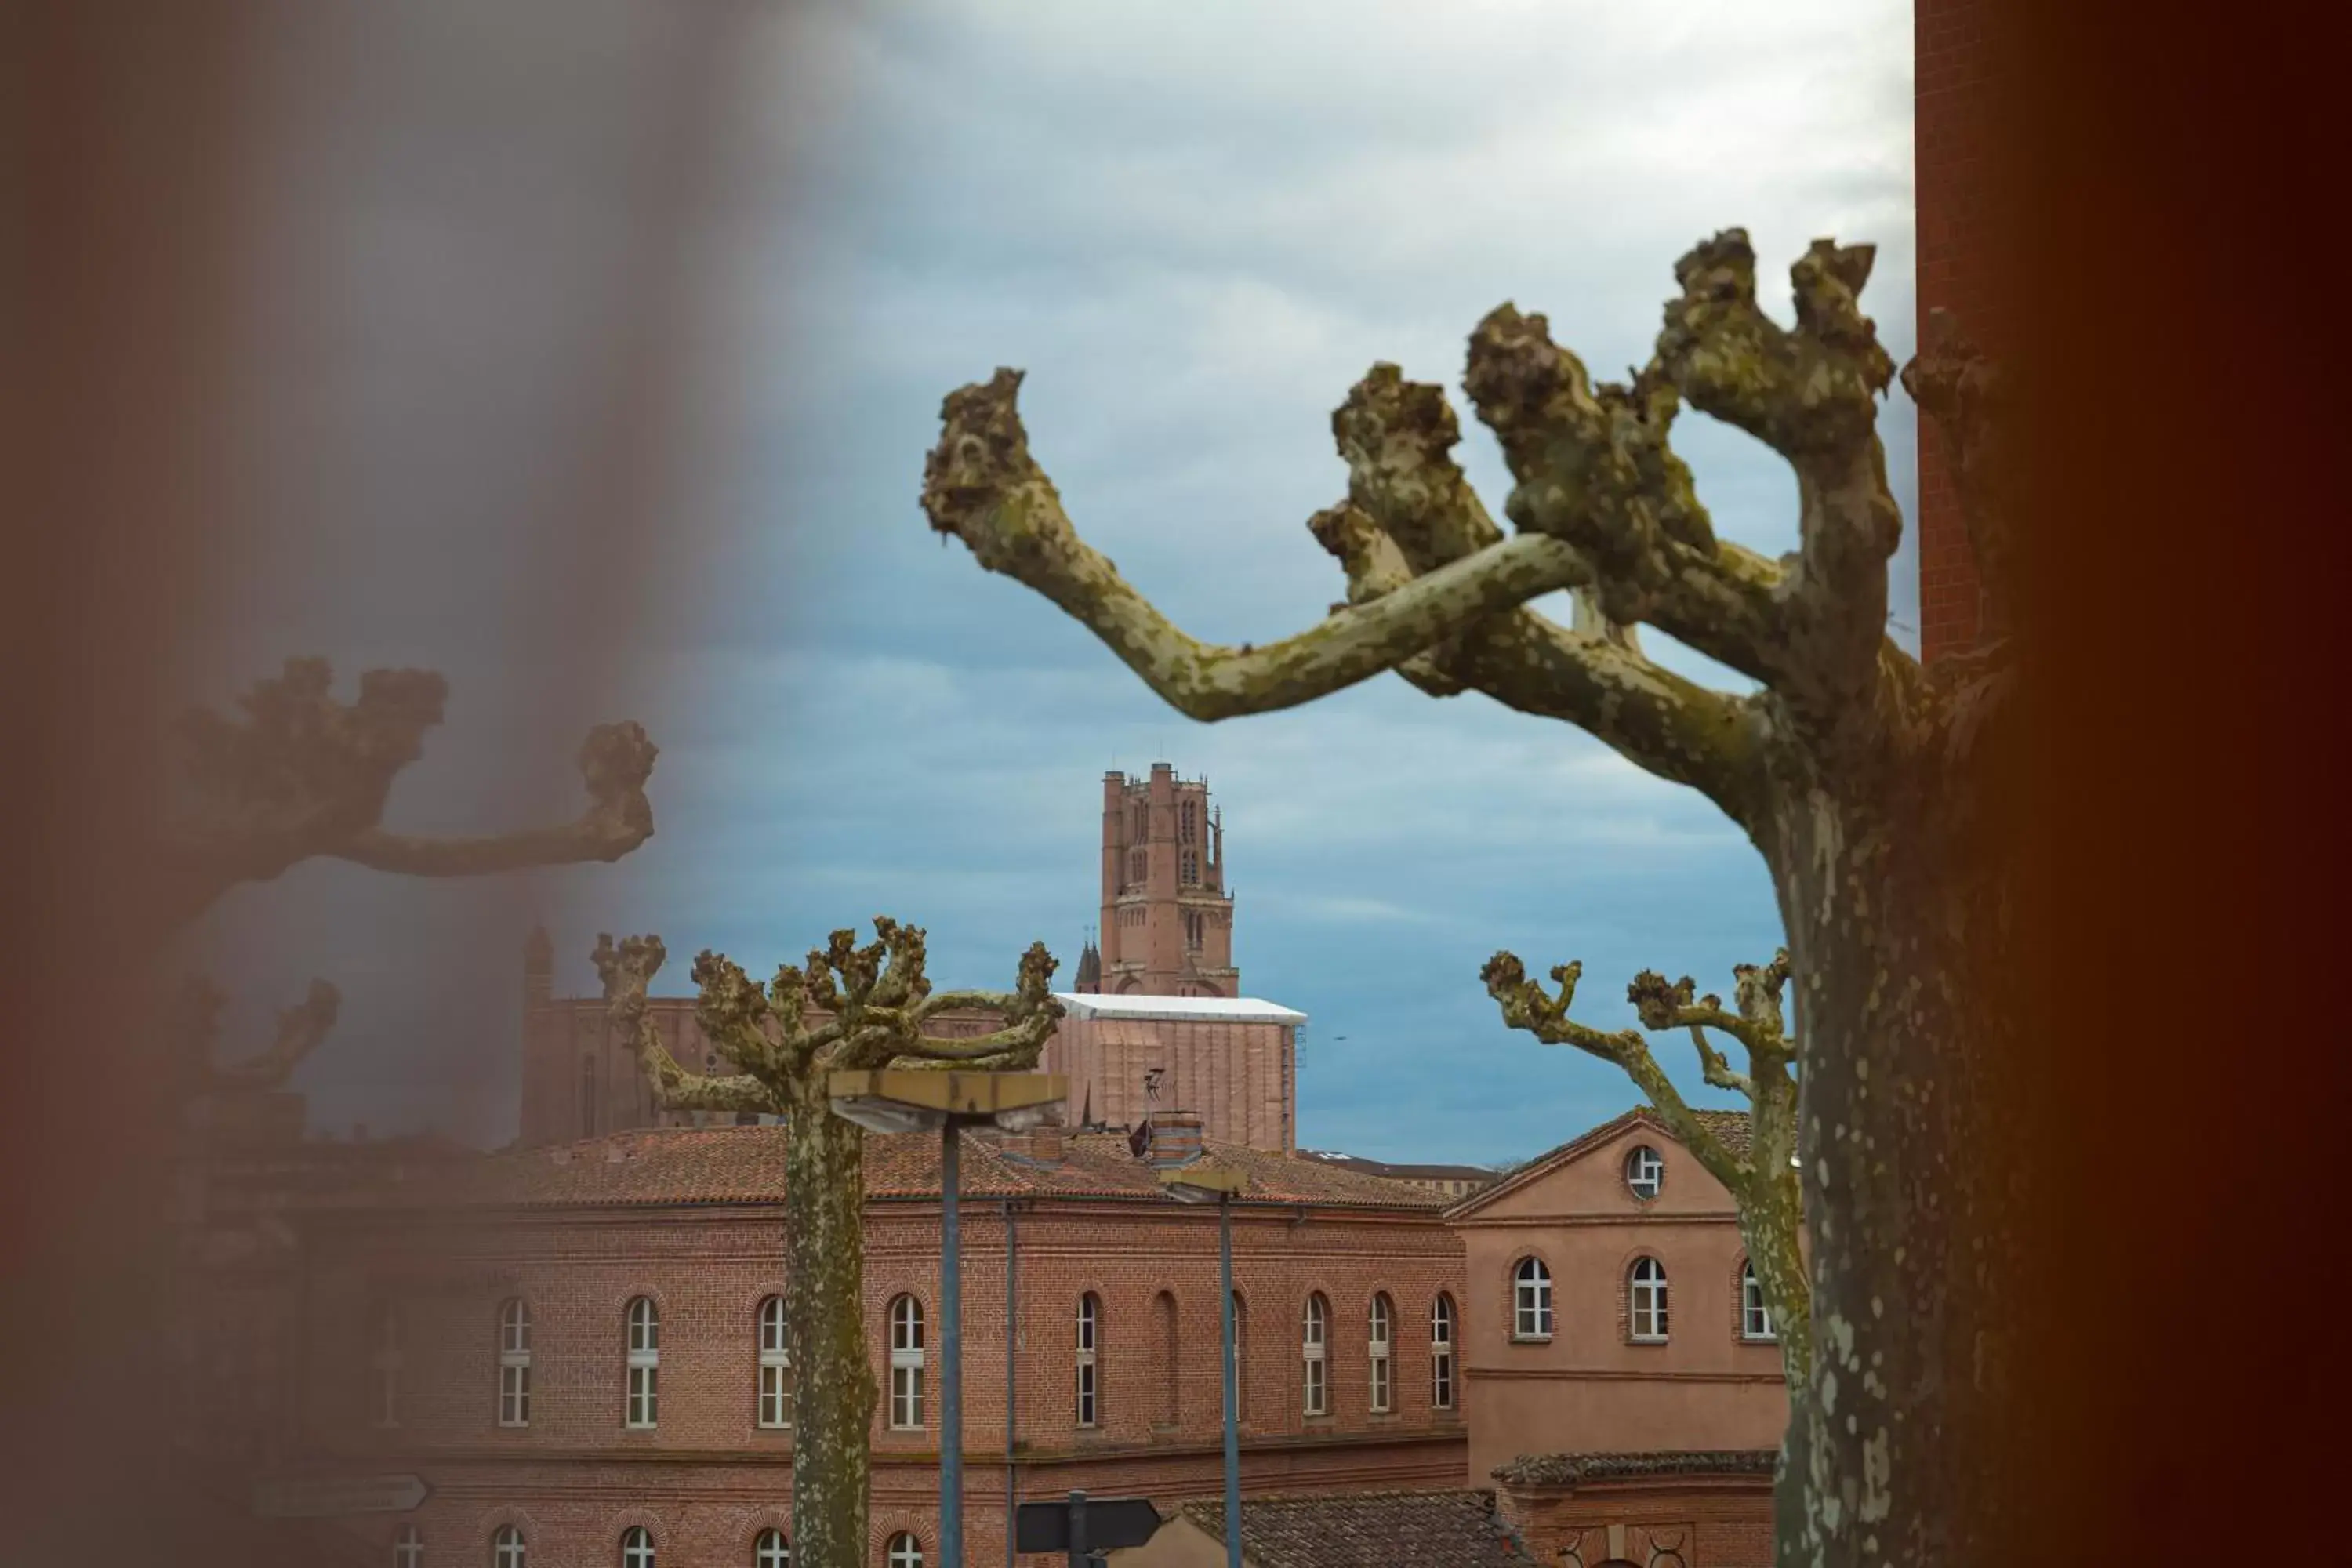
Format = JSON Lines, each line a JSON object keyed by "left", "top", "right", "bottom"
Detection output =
{"left": 626, "top": 1362, "right": 658, "bottom": 1428}
{"left": 890, "top": 1363, "right": 924, "bottom": 1430}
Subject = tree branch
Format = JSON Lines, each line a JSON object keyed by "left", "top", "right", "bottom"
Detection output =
{"left": 921, "top": 369, "right": 1589, "bottom": 722}
{"left": 179, "top": 975, "right": 341, "bottom": 1096}
{"left": 159, "top": 659, "right": 658, "bottom": 931}
{"left": 594, "top": 932, "right": 779, "bottom": 1116}
{"left": 1480, "top": 955, "right": 1751, "bottom": 1194}
{"left": 332, "top": 721, "right": 657, "bottom": 876}
{"left": 1653, "top": 230, "right": 1906, "bottom": 718}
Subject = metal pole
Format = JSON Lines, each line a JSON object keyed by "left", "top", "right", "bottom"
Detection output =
{"left": 941, "top": 1120, "right": 964, "bottom": 1568}
{"left": 1066, "top": 1489, "right": 1087, "bottom": 1568}
{"left": 1004, "top": 1198, "right": 1018, "bottom": 1568}
{"left": 1219, "top": 1193, "right": 1241, "bottom": 1568}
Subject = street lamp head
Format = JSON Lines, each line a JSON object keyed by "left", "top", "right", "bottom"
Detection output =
{"left": 826, "top": 1069, "right": 1066, "bottom": 1134}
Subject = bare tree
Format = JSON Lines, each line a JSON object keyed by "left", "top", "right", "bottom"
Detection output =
{"left": 1484, "top": 949, "right": 1806, "bottom": 1390}
{"left": 920, "top": 231, "right": 2018, "bottom": 1567}
{"left": 162, "top": 655, "right": 658, "bottom": 1083}
{"left": 594, "top": 918, "right": 1062, "bottom": 1568}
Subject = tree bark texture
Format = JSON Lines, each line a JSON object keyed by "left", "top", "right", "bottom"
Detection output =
{"left": 921, "top": 231, "right": 2021, "bottom": 1567}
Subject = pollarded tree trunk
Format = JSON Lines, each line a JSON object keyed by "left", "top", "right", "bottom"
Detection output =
{"left": 786, "top": 1083, "right": 879, "bottom": 1568}
{"left": 921, "top": 232, "right": 2024, "bottom": 1566}
{"left": 1760, "top": 735, "right": 2020, "bottom": 1564}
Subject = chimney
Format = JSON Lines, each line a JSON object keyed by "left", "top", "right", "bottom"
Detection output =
{"left": 1000, "top": 1123, "right": 1067, "bottom": 1166}
{"left": 1145, "top": 1110, "right": 1203, "bottom": 1167}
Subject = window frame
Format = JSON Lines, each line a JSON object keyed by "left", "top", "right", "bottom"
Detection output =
{"left": 498, "top": 1298, "right": 532, "bottom": 1428}
{"left": 885, "top": 1531, "right": 924, "bottom": 1568}
{"left": 1740, "top": 1261, "right": 1777, "bottom": 1342}
{"left": 371, "top": 1301, "right": 402, "bottom": 1428}
{"left": 887, "top": 1294, "right": 926, "bottom": 1432}
{"left": 625, "top": 1297, "right": 660, "bottom": 1429}
{"left": 394, "top": 1523, "right": 423, "bottom": 1568}
{"left": 1624, "top": 1143, "right": 1664, "bottom": 1200}
{"left": 619, "top": 1526, "right": 654, "bottom": 1568}
{"left": 757, "top": 1294, "right": 793, "bottom": 1429}
{"left": 1301, "top": 1293, "right": 1329, "bottom": 1417}
{"left": 1367, "top": 1293, "right": 1394, "bottom": 1414}
{"left": 492, "top": 1526, "right": 527, "bottom": 1568}
{"left": 1074, "top": 1293, "right": 1101, "bottom": 1429}
{"left": 753, "top": 1528, "right": 789, "bottom": 1568}
{"left": 1512, "top": 1257, "right": 1553, "bottom": 1341}
{"left": 1629, "top": 1256, "right": 1670, "bottom": 1342}
{"left": 1430, "top": 1293, "right": 1456, "bottom": 1410}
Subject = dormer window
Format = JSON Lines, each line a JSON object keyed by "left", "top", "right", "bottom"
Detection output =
{"left": 1624, "top": 1144, "right": 1664, "bottom": 1200}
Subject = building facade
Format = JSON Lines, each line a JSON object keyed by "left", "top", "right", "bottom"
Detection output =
{"left": 296, "top": 1120, "right": 1466, "bottom": 1568}
{"left": 1445, "top": 1109, "right": 1788, "bottom": 1488}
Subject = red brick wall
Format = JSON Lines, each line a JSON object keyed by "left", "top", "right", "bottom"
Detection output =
{"left": 1495, "top": 1473, "right": 1775, "bottom": 1568}
{"left": 1915, "top": 0, "right": 2008, "bottom": 662}
{"left": 301, "top": 1197, "right": 1465, "bottom": 1566}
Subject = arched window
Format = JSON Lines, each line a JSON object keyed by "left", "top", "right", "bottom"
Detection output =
{"left": 1513, "top": 1258, "right": 1552, "bottom": 1339}
{"left": 1367, "top": 1294, "right": 1394, "bottom": 1414}
{"left": 498, "top": 1298, "right": 532, "bottom": 1428}
{"left": 492, "top": 1526, "right": 526, "bottom": 1568}
{"left": 1301, "top": 1294, "right": 1329, "bottom": 1417}
{"left": 625, "top": 1298, "right": 659, "bottom": 1428}
{"left": 1630, "top": 1257, "right": 1669, "bottom": 1341}
{"left": 619, "top": 1527, "right": 654, "bottom": 1568}
{"left": 757, "top": 1295, "right": 792, "bottom": 1428}
{"left": 1624, "top": 1144, "right": 1664, "bottom": 1200}
{"left": 394, "top": 1524, "right": 423, "bottom": 1568}
{"left": 1740, "top": 1261, "right": 1775, "bottom": 1341}
{"left": 885, "top": 1532, "right": 924, "bottom": 1568}
{"left": 372, "top": 1301, "right": 402, "bottom": 1427}
{"left": 1231, "top": 1291, "right": 1249, "bottom": 1421}
{"left": 1155, "top": 1291, "right": 1179, "bottom": 1426}
{"left": 887, "top": 1295, "right": 925, "bottom": 1430}
{"left": 753, "top": 1529, "right": 789, "bottom": 1568}
{"left": 1074, "top": 1293, "right": 1101, "bottom": 1428}
{"left": 1430, "top": 1294, "right": 1456, "bottom": 1410}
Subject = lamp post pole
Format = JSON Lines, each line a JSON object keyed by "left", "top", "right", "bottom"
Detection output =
{"left": 942, "top": 1119, "right": 964, "bottom": 1568}
{"left": 1218, "top": 1191, "right": 1240, "bottom": 1568}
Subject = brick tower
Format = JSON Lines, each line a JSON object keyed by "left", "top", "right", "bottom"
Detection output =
{"left": 1088, "top": 763, "right": 1237, "bottom": 997}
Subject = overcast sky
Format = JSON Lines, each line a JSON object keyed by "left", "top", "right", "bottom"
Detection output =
{"left": 205, "top": 0, "right": 1915, "bottom": 1166}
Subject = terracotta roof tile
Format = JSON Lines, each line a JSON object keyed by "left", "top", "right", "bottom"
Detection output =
{"left": 402, "top": 1126, "right": 1451, "bottom": 1213}
{"left": 1490, "top": 1450, "right": 1777, "bottom": 1487}
{"left": 1181, "top": 1489, "right": 1533, "bottom": 1568}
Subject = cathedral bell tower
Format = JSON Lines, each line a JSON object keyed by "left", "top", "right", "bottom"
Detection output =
{"left": 1094, "top": 763, "right": 1237, "bottom": 997}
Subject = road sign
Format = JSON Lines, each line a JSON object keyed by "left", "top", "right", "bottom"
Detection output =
{"left": 252, "top": 1475, "right": 431, "bottom": 1518}
{"left": 1016, "top": 1492, "right": 1163, "bottom": 1556}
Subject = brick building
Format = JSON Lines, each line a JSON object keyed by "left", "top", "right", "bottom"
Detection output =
{"left": 522, "top": 764, "right": 1305, "bottom": 1155}
{"left": 1443, "top": 1109, "right": 1788, "bottom": 1494}
{"left": 1915, "top": 0, "right": 2009, "bottom": 661}
{"left": 296, "top": 1119, "right": 1467, "bottom": 1567}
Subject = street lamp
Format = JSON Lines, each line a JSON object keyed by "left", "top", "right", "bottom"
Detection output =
{"left": 830, "top": 1069, "right": 1067, "bottom": 1568}
{"left": 1158, "top": 1163, "right": 1247, "bottom": 1568}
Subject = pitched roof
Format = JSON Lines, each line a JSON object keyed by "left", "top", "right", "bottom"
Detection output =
{"left": 390, "top": 1125, "right": 1451, "bottom": 1214}
{"left": 1490, "top": 1450, "right": 1778, "bottom": 1488}
{"left": 1180, "top": 1490, "right": 1534, "bottom": 1568}
{"left": 1445, "top": 1105, "right": 1754, "bottom": 1219}
{"left": 1303, "top": 1152, "right": 1497, "bottom": 1183}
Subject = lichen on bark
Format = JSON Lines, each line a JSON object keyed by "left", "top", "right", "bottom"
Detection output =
{"left": 594, "top": 917, "right": 1063, "bottom": 1568}
{"left": 921, "top": 228, "right": 2023, "bottom": 1567}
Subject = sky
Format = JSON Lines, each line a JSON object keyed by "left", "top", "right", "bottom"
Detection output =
{"left": 194, "top": 0, "right": 1916, "bottom": 1167}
